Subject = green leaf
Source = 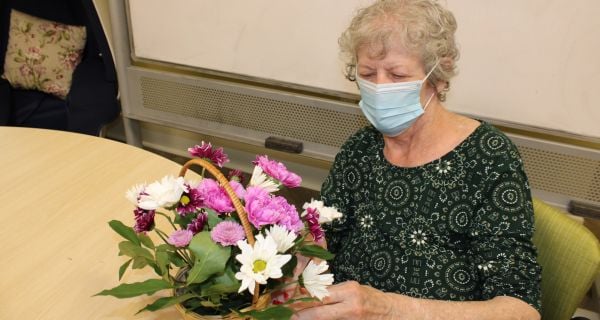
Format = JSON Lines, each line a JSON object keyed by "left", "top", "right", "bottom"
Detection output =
{"left": 239, "top": 305, "right": 294, "bottom": 320}
{"left": 170, "top": 252, "right": 187, "bottom": 268}
{"left": 186, "top": 232, "right": 230, "bottom": 285}
{"left": 95, "top": 279, "right": 173, "bottom": 298}
{"left": 297, "top": 245, "right": 334, "bottom": 261}
{"left": 119, "top": 241, "right": 154, "bottom": 260}
{"left": 174, "top": 211, "right": 196, "bottom": 229}
{"left": 281, "top": 255, "right": 297, "bottom": 278}
{"left": 109, "top": 220, "right": 140, "bottom": 246}
{"left": 206, "top": 209, "right": 221, "bottom": 228}
{"left": 200, "top": 283, "right": 240, "bottom": 297}
{"left": 136, "top": 293, "right": 195, "bottom": 314}
{"left": 118, "top": 259, "right": 133, "bottom": 280}
{"left": 132, "top": 256, "right": 149, "bottom": 269}
{"left": 155, "top": 250, "right": 169, "bottom": 276}
{"left": 138, "top": 233, "right": 155, "bottom": 249}
{"left": 155, "top": 244, "right": 186, "bottom": 268}
{"left": 201, "top": 265, "right": 240, "bottom": 296}
{"left": 156, "top": 243, "right": 174, "bottom": 251}
{"left": 212, "top": 264, "right": 239, "bottom": 287}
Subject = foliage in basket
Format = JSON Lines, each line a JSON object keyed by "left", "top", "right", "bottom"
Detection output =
{"left": 96, "top": 142, "right": 341, "bottom": 320}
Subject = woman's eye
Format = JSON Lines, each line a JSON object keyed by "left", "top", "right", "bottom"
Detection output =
{"left": 359, "top": 73, "right": 375, "bottom": 79}
{"left": 392, "top": 74, "right": 406, "bottom": 79}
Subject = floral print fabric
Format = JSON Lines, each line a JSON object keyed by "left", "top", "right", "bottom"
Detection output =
{"left": 321, "top": 123, "right": 542, "bottom": 311}
{"left": 2, "top": 10, "right": 86, "bottom": 99}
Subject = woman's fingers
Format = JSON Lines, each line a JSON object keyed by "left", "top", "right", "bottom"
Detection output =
{"left": 292, "top": 302, "right": 344, "bottom": 320}
{"left": 291, "top": 281, "right": 388, "bottom": 319}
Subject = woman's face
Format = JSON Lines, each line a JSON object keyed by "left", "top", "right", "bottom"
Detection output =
{"left": 356, "top": 44, "right": 436, "bottom": 103}
{"left": 356, "top": 44, "right": 425, "bottom": 84}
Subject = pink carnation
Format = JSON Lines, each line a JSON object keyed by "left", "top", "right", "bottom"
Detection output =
{"left": 196, "top": 178, "right": 234, "bottom": 213}
{"left": 211, "top": 221, "right": 246, "bottom": 246}
{"left": 244, "top": 186, "right": 302, "bottom": 233}
{"left": 254, "top": 155, "right": 301, "bottom": 188}
{"left": 229, "top": 180, "right": 246, "bottom": 199}
{"left": 278, "top": 205, "right": 304, "bottom": 234}
{"left": 244, "top": 187, "right": 278, "bottom": 227}
{"left": 167, "top": 229, "right": 193, "bottom": 247}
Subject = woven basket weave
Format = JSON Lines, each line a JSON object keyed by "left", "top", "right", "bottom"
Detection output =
{"left": 175, "top": 158, "right": 266, "bottom": 319}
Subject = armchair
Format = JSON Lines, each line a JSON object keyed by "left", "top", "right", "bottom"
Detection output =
{"left": 0, "top": 0, "right": 119, "bottom": 135}
{"left": 532, "top": 198, "right": 600, "bottom": 320}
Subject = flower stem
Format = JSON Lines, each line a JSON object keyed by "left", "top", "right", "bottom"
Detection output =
{"left": 155, "top": 228, "right": 194, "bottom": 266}
{"left": 156, "top": 211, "right": 178, "bottom": 230}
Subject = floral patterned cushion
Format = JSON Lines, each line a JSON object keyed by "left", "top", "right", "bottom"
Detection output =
{"left": 1, "top": 10, "right": 87, "bottom": 99}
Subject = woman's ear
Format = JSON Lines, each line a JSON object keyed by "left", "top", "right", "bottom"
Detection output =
{"left": 435, "top": 80, "right": 450, "bottom": 93}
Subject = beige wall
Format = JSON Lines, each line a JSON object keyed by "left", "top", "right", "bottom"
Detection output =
{"left": 124, "top": 0, "right": 600, "bottom": 139}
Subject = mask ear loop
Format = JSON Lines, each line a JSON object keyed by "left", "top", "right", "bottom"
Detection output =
{"left": 423, "top": 60, "right": 440, "bottom": 82}
{"left": 423, "top": 91, "right": 436, "bottom": 111}
{"left": 422, "top": 60, "right": 440, "bottom": 111}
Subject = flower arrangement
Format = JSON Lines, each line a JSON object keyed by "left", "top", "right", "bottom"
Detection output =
{"left": 96, "top": 142, "right": 342, "bottom": 320}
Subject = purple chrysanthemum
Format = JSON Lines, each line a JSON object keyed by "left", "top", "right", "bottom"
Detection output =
{"left": 253, "top": 155, "right": 301, "bottom": 188}
{"left": 304, "top": 207, "right": 324, "bottom": 242}
{"left": 188, "top": 142, "right": 230, "bottom": 168}
{"left": 211, "top": 221, "right": 246, "bottom": 246}
{"left": 133, "top": 207, "right": 155, "bottom": 233}
{"left": 197, "top": 178, "right": 235, "bottom": 213}
{"left": 187, "top": 212, "right": 208, "bottom": 234}
{"left": 176, "top": 186, "right": 203, "bottom": 216}
{"left": 167, "top": 229, "right": 193, "bottom": 247}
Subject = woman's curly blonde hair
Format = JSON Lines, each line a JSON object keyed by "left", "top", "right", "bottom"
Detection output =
{"left": 339, "top": 0, "right": 459, "bottom": 101}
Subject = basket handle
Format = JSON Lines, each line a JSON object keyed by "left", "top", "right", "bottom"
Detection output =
{"left": 178, "top": 158, "right": 261, "bottom": 304}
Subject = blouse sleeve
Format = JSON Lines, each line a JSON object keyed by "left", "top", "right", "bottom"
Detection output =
{"left": 469, "top": 148, "right": 542, "bottom": 311}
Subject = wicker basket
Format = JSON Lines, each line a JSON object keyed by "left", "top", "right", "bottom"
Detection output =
{"left": 175, "top": 158, "right": 266, "bottom": 319}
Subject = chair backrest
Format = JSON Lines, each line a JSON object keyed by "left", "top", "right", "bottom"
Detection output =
{"left": 532, "top": 198, "right": 600, "bottom": 320}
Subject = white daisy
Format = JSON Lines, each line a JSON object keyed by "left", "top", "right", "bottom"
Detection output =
{"left": 137, "top": 175, "right": 187, "bottom": 210}
{"left": 125, "top": 183, "right": 146, "bottom": 205}
{"left": 302, "top": 199, "right": 343, "bottom": 224}
{"left": 234, "top": 234, "right": 291, "bottom": 294}
{"left": 266, "top": 224, "right": 297, "bottom": 253}
{"left": 249, "top": 166, "right": 280, "bottom": 193}
{"left": 300, "top": 260, "right": 334, "bottom": 300}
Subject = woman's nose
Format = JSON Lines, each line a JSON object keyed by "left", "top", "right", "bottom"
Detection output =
{"left": 374, "top": 73, "right": 393, "bottom": 85}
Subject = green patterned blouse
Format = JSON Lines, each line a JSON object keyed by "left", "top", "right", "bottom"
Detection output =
{"left": 321, "top": 123, "right": 542, "bottom": 311}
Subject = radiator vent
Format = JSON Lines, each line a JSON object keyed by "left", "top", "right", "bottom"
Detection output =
{"left": 126, "top": 66, "right": 600, "bottom": 206}
{"left": 516, "top": 144, "right": 600, "bottom": 204}
{"left": 137, "top": 76, "right": 369, "bottom": 148}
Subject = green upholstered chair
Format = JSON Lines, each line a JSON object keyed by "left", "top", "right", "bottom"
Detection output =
{"left": 532, "top": 198, "right": 600, "bottom": 320}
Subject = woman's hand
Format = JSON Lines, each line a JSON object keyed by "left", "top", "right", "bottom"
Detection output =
{"left": 291, "top": 281, "right": 412, "bottom": 320}
{"left": 291, "top": 282, "right": 541, "bottom": 320}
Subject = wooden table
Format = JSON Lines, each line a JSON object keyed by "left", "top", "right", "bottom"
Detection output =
{"left": 0, "top": 127, "right": 196, "bottom": 319}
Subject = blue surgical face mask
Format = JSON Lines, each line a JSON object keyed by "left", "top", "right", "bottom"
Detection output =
{"left": 357, "top": 61, "right": 439, "bottom": 137}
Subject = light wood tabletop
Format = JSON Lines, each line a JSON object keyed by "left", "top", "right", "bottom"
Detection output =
{"left": 0, "top": 127, "right": 197, "bottom": 319}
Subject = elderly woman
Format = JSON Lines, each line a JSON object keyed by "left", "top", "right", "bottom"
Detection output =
{"left": 293, "top": 0, "right": 541, "bottom": 319}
